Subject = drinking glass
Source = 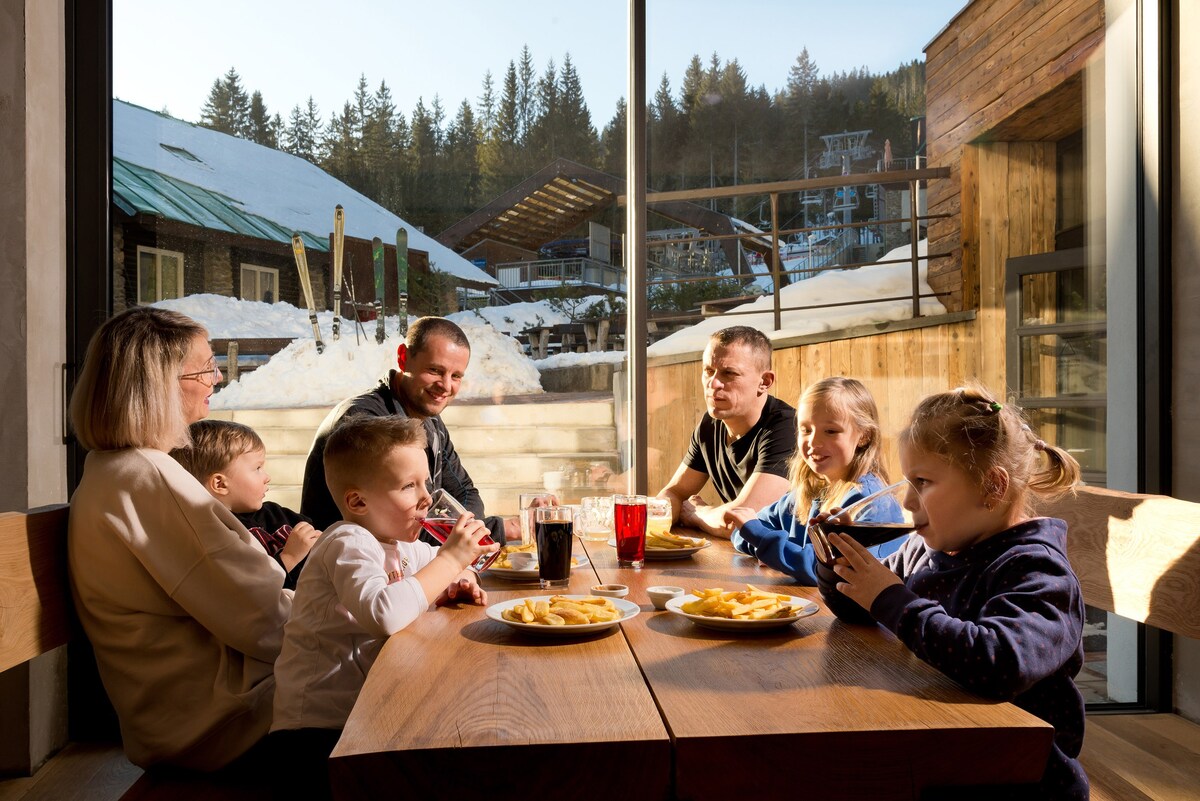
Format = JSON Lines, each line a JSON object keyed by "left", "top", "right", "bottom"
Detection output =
{"left": 646, "top": 498, "right": 672, "bottom": 539}
{"left": 422, "top": 488, "right": 501, "bottom": 572}
{"left": 518, "top": 492, "right": 555, "bottom": 546}
{"left": 613, "top": 494, "right": 647, "bottom": 568}
{"left": 575, "top": 495, "right": 613, "bottom": 542}
{"left": 535, "top": 506, "right": 574, "bottom": 589}
{"left": 805, "top": 480, "right": 916, "bottom": 567}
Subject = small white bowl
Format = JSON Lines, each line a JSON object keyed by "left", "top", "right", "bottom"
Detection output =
{"left": 506, "top": 552, "right": 537, "bottom": 571}
{"left": 647, "top": 585, "right": 685, "bottom": 610}
{"left": 591, "top": 583, "right": 629, "bottom": 599}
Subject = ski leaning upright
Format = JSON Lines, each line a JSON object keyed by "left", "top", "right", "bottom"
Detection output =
{"left": 395, "top": 228, "right": 409, "bottom": 339}
{"left": 372, "top": 236, "right": 386, "bottom": 344}
{"left": 291, "top": 233, "right": 325, "bottom": 353}
{"left": 331, "top": 205, "right": 345, "bottom": 341}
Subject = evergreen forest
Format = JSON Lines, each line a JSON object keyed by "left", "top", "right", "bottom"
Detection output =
{"left": 190, "top": 46, "right": 925, "bottom": 237}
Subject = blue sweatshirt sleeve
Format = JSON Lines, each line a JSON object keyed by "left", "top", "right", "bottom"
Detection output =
{"left": 734, "top": 492, "right": 823, "bottom": 585}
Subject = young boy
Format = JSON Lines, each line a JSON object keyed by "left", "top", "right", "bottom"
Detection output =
{"left": 268, "top": 415, "right": 496, "bottom": 794}
{"left": 172, "top": 420, "right": 320, "bottom": 590}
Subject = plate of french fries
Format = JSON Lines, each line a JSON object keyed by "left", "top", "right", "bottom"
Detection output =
{"left": 486, "top": 594, "right": 640, "bottom": 636}
{"left": 665, "top": 585, "right": 819, "bottom": 631}
{"left": 605, "top": 531, "right": 711, "bottom": 560}
{"left": 485, "top": 544, "right": 589, "bottom": 579}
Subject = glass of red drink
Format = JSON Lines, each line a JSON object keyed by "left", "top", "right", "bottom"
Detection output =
{"left": 613, "top": 494, "right": 647, "bottom": 568}
{"left": 535, "top": 506, "right": 574, "bottom": 589}
{"left": 806, "top": 480, "right": 915, "bottom": 567}
{"left": 422, "top": 488, "right": 501, "bottom": 572}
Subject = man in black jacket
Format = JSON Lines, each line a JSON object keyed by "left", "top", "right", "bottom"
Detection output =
{"left": 300, "top": 317, "right": 514, "bottom": 545}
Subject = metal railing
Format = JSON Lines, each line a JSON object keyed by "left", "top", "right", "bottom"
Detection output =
{"left": 494, "top": 256, "right": 625, "bottom": 292}
{"left": 619, "top": 167, "right": 951, "bottom": 330}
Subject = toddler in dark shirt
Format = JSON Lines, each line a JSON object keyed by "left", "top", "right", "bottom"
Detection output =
{"left": 172, "top": 419, "right": 320, "bottom": 590}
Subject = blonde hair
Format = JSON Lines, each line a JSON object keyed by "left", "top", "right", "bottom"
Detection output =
{"left": 170, "top": 420, "right": 265, "bottom": 482}
{"left": 323, "top": 416, "right": 428, "bottom": 503}
{"left": 788, "top": 376, "right": 888, "bottom": 515}
{"left": 69, "top": 307, "right": 207, "bottom": 451}
{"left": 899, "top": 384, "right": 1081, "bottom": 515}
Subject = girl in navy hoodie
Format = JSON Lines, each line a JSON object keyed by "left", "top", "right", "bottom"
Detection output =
{"left": 822, "top": 385, "right": 1087, "bottom": 800}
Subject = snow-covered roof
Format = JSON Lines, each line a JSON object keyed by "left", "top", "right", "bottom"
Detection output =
{"left": 112, "top": 99, "right": 496, "bottom": 286}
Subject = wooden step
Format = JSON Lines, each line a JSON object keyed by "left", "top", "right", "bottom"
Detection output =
{"left": 1081, "top": 713, "right": 1200, "bottom": 801}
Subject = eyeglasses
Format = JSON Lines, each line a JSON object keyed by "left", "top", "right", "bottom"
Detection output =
{"left": 179, "top": 362, "right": 222, "bottom": 387}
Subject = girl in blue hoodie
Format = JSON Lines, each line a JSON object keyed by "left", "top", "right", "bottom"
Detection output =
{"left": 727, "top": 376, "right": 907, "bottom": 584}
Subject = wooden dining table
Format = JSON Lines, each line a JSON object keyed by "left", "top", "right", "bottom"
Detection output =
{"left": 331, "top": 534, "right": 1053, "bottom": 801}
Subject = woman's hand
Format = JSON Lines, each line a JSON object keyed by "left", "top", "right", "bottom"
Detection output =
{"left": 828, "top": 532, "right": 902, "bottom": 610}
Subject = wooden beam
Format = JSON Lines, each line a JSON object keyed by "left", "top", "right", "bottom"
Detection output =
{"left": 617, "top": 168, "right": 950, "bottom": 205}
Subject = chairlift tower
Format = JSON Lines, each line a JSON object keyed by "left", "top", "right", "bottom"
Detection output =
{"left": 818, "top": 129, "right": 872, "bottom": 228}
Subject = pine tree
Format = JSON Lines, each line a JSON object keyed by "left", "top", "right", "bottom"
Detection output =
{"left": 556, "top": 53, "right": 597, "bottom": 165}
{"left": 516, "top": 45, "right": 536, "bottom": 144}
{"left": 600, "top": 98, "right": 626, "bottom": 177}
{"left": 199, "top": 67, "right": 250, "bottom": 136}
{"left": 247, "top": 91, "right": 276, "bottom": 147}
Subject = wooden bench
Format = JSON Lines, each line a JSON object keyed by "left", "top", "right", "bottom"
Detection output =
{"left": 1043, "top": 486, "right": 1200, "bottom": 800}
{"left": 0, "top": 507, "right": 268, "bottom": 801}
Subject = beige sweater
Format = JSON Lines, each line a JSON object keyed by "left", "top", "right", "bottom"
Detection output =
{"left": 68, "top": 448, "right": 293, "bottom": 769}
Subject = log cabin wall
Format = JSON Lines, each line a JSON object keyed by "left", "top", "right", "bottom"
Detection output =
{"left": 925, "top": 0, "right": 1104, "bottom": 311}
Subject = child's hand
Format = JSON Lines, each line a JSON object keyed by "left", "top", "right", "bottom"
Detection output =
{"left": 724, "top": 506, "right": 757, "bottom": 529}
{"left": 435, "top": 573, "right": 487, "bottom": 607}
{"left": 828, "top": 532, "right": 902, "bottom": 610}
{"left": 279, "top": 522, "right": 321, "bottom": 570}
{"left": 439, "top": 512, "right": 499, "bottom": 570}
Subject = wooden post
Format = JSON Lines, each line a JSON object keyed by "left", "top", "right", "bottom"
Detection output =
{"left": 597, "top": 318, "right": 611, "bottom": 351}
{"left": 226, "top": 341, "right": 239, "bottom": 383}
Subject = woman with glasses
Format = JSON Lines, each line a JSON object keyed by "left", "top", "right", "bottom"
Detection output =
{"left": 67, "top": 306, "right": 292, "bottom": 772}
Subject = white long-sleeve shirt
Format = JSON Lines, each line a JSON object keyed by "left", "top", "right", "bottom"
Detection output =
{"left": 271, "top": 522, "right": 437, "bottom": 732}
{"left": 68, "top": 448, "right": 292, "bottom": 770}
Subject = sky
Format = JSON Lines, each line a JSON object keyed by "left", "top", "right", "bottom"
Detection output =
{"left": 114, "top": 0, "right": 965, "bottom": 128}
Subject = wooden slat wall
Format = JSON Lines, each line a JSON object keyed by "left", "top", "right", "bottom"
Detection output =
{"left": 646, "top": 316, "right": 1001, "bottom": 494}
{"left": 0, "top": 506, "right": 71, "bottom": 673}
{"left": 925, "top": 0, "right": 1104, "bottom": 310}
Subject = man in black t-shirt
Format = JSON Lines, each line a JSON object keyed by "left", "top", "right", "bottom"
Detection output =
{"left": 657, "top": 326, "right": 797, "bottom": 538}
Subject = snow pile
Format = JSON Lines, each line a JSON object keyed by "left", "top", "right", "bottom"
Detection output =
{"left": 447, "top": 295, "right": 611, "bottom": 336}
{"left": 648, "top": 240, "right": 944, "bottom": 357}
{"left": 534, "top": 350, "right": 626, "bottom": 370}
{"left": 209, "top": 320, "right": 541, "bottom": 410}
{"left": 155, "top": 294, "right": 543, "bottom": 409}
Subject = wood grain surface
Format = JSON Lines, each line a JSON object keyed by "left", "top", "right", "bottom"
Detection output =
{"left": 331, "top": 544, "right": 671, "bottom": 801}
{"left": 584, "top": 535, "right": 1052, "bottom": 801}
{"left": 0, "top": 506, "right": 71, "bottom": 673}
{"left": 1042, "top": 486, "right": 1200, "bottom": 638}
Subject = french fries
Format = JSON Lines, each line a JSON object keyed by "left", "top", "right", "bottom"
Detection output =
{"left": 500, "top": 595, "right": 622, "bottom": 626}
{"left": 493, "top": 544, "right": 578, "bottom": 569}
{"left": 680, "top": 585, "right": 800, "bottom": 620}
{"left": 645, "top": 530, "right": 706, "bottom": 550}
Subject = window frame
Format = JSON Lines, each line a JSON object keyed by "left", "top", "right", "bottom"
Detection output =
{"left": 135, "top": 245, "right": 185, "bottom": 304}
{"left": 239, "top": 262, "right": 279, "bottom": 303}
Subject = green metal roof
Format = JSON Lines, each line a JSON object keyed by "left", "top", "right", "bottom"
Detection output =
{"left": 112, "top": 157, "right": 327, "bottom": 251}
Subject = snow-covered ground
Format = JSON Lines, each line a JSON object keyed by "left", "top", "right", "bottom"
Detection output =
{"left": 647, "top": 240, "right": 945, "bottom": 356}
{"left": 158, "top": 240, "right": 941, "bottom": 409}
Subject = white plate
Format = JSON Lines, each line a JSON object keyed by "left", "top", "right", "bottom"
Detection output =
{"left": 605, "top": 537, "right": 711, "bottom": 560}
{"left": 485, "top": 552, "right": 590, "bottom": 581}
{"left": 664, "top": 593, "right": 819, "bottom": 631}
{"left": 486, "top": 595, "right": 640, "bottom": 636}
